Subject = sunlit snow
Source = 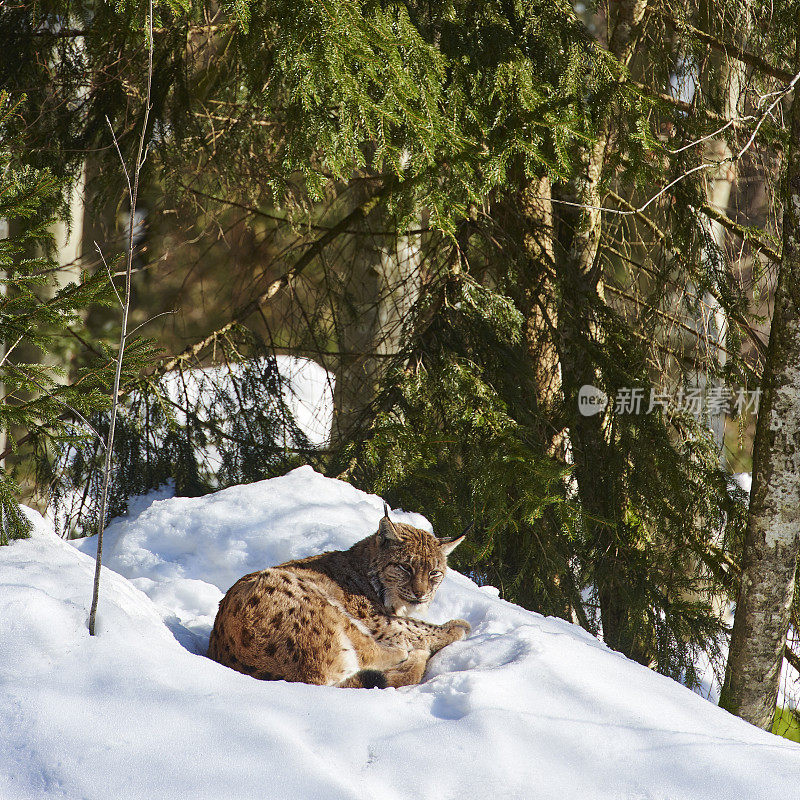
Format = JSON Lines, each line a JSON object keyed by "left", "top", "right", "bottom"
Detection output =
{"left": 2, "top": 467, "right": 799, "bottom": 800}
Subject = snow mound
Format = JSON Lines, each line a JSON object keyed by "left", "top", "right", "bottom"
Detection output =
{"left": 1, "top": 467, "right": 798, "bottom": 800}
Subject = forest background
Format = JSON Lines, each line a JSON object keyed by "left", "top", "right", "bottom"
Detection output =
{"left": 3, "top": 0, "right": 800, "bottom": 737}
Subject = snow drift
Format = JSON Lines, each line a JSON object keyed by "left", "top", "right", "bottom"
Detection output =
{"left": 2, "top": 466, "right": 799, "bottom": 800}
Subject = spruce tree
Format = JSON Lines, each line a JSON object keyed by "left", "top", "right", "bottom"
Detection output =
{"left": 0, "top": 91, "right": 125, "bottom": 544}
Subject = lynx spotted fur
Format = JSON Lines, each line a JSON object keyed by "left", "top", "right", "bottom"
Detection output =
{"left": 207, "top": 507, "right": 469, "bottom": 688}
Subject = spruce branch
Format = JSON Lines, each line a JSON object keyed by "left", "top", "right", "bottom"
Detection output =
{"left": 604, "top": 189, "right": 769, "bottom": 358}
{"left": 535, "top": 63, "right": 800, "bottom": 225}
{"left": 602, "top": 284, "right": 749, "bottom": 366}
{"left": 657, "top": 11, "right": 793, "bottom": 83}
{"left": 153, "top": 177, "right": 396, "bottom": 377}
{"left": 627, "top": 80, "right": 731, "bottom": 124}
{"left": 698, "top": 204, "right": 780, "bottom": 264}
{"left": 4, "top": 363, "right": 106, "bottom": 449}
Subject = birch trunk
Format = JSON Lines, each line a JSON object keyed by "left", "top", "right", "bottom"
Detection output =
{"left": 719, "top": 16, "right": 800, "bottom": 728}
{"left": 46, "top": 166, "right": 86, "bottom": 371}
{"left": 697, "top": 136, "right": 735, "bottom": 451}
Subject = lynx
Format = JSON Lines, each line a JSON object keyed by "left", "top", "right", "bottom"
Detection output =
{"left": 207, "top": 506, "right": 470, "bottom": 688}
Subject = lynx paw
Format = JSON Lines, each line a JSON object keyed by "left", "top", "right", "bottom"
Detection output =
{"left": 445, "top": 619, "right": 471, "bottom": 640}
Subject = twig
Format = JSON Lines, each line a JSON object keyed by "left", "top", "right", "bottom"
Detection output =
{"left": 539, "top": 64, "right": 800, "bottom": 223}
{"left": 735, "top": 69, "right": 800, "bottom": 160}
{"left": 127, "top": 310, "right": 176, "bottom": 339}
{"left": 539, "top": 163, "right": 710, "bottom": 218}
{"left": 94, "top": 241, "right": 123, "bottom": 308}
{"left": 664, "top": 117, "right": 750, "bottom": 155}
{"left": 604, "top": 189, "right": 769, "bottom": 359}
{"left": 0, "top": 336, "right": 24, "bottom": 369}
{"left": 89, "top": 2, "right": 153, "bottom": 637}
{"left": 603, "top": 283, "right": 745, "bottom": 364}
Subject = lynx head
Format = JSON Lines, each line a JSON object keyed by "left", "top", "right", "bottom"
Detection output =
{"left": 370, "top": 503, "right": 467, "bottom": 616}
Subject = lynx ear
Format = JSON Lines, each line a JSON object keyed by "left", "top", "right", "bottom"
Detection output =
{"left": 379, "top": 504, "right": 402, "bottom": 543}
{"left": 438, "top": 522, "right": 471, "bottom": 556}
{"left": 438, "top": 534, "right": 465, "bottom": 557}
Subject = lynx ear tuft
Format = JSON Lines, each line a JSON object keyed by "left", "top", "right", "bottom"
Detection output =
{"left": 438, "top": 523, "right": 471, "bottom": 556}
{"left": 438, "top": 534, "right": 466, "bottom": 557}
{"left": 379, "top": 505, "right": 402, "bottom": 543}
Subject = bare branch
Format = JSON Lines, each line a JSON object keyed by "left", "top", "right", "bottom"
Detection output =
{"left": 90, "top": 0, "right": 154, "bottom": 637}
{"left": 95, "top": 241, "right": 124, "bottom": 308}
{"left": 784, "top": 644, "right": 800, "bottom": 675}
{"left": 0, "top": 336, "right": 24, "bottom": 369}
{"left": 604, "top": 189, "right": 769, "bottom": 359}
{"left": 664, "top": 117, "right": 749, "bottom": 155}
{"left": 154, "top": 177, "right": 396, "bottom": 377}
{"left": 735, "top": 69, "right": 800, "bottom": 161}
{"left": 126, "top": 310, "right": 176, "bottom": 339}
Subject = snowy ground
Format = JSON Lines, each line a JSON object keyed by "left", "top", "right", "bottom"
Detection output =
{"left": 3, "top": 467, "right": 800, "bottom": 800}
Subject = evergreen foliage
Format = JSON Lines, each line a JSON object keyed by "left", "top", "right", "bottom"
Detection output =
{"left": 48, "top": 331, "right": 316, "bottom": 537}
{"left": 352, "top": 272, "right": 581, "bottom": 619}
{"left": 2, "top": 0, "right": 791, "bottom": 704}
{"left": 0, "top": 91, "right": 128, "bottom": 544}
{"left": 348, "top": 222, "right": 749, "bottom": 681}
{"left": 0, "top": 0, "right": 600, "bottom": 227}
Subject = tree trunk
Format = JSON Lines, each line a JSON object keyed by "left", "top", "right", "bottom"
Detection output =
{"left": 553, "top": 0, "right": 648, "bottom": 655}
{"left": 520, "top": 175, "right": 564, "bottom": 453}
{"left": 694, "top": 1, "right": 746, "bottom": 452}
{"left": 719, "top": 15, "right": 800, "bottom": 729}
{"left": 332, "top": 189, "right": 421, "bottom": 444}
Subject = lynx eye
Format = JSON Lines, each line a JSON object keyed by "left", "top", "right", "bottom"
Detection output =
{"left": 397, "top": 564, "right": 413, "bottom": 576}
{"left": 429, "top": 570, "right": 443, "bottom": 579}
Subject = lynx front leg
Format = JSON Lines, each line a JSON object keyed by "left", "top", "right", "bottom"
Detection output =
{"left": 376, "top": 617, "right": 471, "bottom": 655}
{"left": 338, "top": 647, "right": 430, "bottom": 688}
{"left": 424, "top": 619, "right": 471, "bottom": 654}
{"left": 345, "top": 623, "right": 412, "bottom": 672}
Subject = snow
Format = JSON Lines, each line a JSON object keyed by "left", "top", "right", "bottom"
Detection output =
{"left": 732, "top": 471, "right": 752, "bottom": 495}
{"left": 49, "top": 355, "right": 333, "bottom": 537}
{"left": 274, "top": 355, "right": 334, "bottom": 446}
{"left": 2, "top": 467, "right": 800, "bottom": 800}
{"left": 159, "top": 354, "right": 333, "bottom": 450}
